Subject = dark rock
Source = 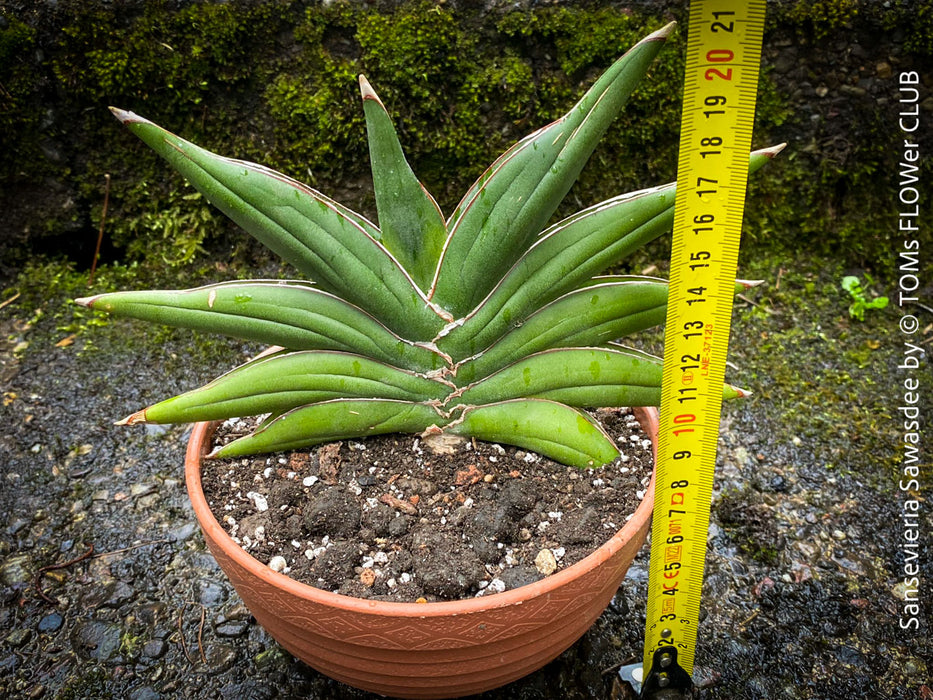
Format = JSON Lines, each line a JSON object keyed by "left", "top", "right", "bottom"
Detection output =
{"left": 0, "top": 655, "right": 17, "bottom": 674}
{"left": 0, "top": 554, "right": 33, "bottom": 586}
{"left": 608, "top": 591, "right": 629, "bottom": 616}
{"left": 849, "top": 43, "right": 868, "bottom": 60}
{"left": 168, "top": 522, "right": 198, "bottom": 542}
{"left": 219, "top": 680, "right": 276, "bottom": 700}
{"left": 203, "top": 643, "right": 237, "bottom": 675}
{"left": 840, "top": 84, "right": 866, "bottom": 97}
{"left": 142, "top": 639, "right": 167, "bottom": 659}
{"left": 6, "top": 518, "right": 28, "bottom": 535}
{"left": 70, "top": 620, "right": 122, "bottom": 661}
{"left": 773, "top": 52, "right": 796, "bottom": 74}
{"left": 5, "top": 628, "right": 32, "bottom": 647}
{"left": 198, "top": 579, "right": 227, "bottom": 607}
{"left": 223, "top": 603, "right": 252, "bottom": 621}
{"left": 215, "top": 620, "right": 249, "bottom": 638}
{"left": 135, "top": 602, "right": 166, "bottom": 626}
{"left": 769, "top": 475, "right": 788, "bottom": 492}
{"left": 104, "top": 580, "right": 134, "bottom": 608}
{"left": 37, "top": 612, "right": 63, "bottom": 633}
{"left": 80, "top": 579, "right": 117, "bottom": 608}
{"left": 128, "top": 687, "right": 161, "bottom": 700}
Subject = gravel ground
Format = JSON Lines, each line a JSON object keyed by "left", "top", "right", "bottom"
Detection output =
{"left": 0, "top": 253, "right": 930, "bottom": 699}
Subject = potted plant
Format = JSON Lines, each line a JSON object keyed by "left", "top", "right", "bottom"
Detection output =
{"left": 77, "top": 23, "right": 775, "bottom": 698}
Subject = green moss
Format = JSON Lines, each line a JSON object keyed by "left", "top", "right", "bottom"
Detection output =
{"left": 55, "top": 667, "right": 112, "bottom": 700}
{"left": 112, "top": 187, "right": 221, "bottom": 266}
{"left": 727, "top": 254, "right": 902, "bottom": 489}
{"left": 52, "top": 2, "right": 293, "bottom": 111}
{"left": 781, "top": 0, "right": 860, "bottom": 39}
{"left": 3, "top": 1, "right": 927, "bottom": 277}
{"left": 880, "top": 0, "right": 933, "bottom": 55}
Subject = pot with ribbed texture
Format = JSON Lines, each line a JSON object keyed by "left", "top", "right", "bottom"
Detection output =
{"left": 184, "top": 407, "right": 657, "bottom": 699}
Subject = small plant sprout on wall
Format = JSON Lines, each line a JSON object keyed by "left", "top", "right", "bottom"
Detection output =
{"left": 77, "top": 22, "right": 779, "bottom": 468}
{"left": 841, "top": 274, "right": 889, "bottom": 321}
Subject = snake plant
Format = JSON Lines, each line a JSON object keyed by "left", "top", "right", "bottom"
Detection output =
{"left": 78, "top": 23, "right": 777, "bottom": 467}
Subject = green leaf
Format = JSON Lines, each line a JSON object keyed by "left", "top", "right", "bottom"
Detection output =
{"left": 209, "top": 399, "right": 445, "bottom": 458}
{"left": 360, "top": 76, "right": 447, "bottom": 291}
{"left": 840, "top": 275, "right": 861, "bottom": 294}
{"left": 439, "top": 146, "right": 782, "bottom": 359}
{"left": 125, "top": 350, "right": 451, "bottom": 424}
{"left": 457, "top": 347, "right": 664, "bottom": 407}
{"left": 454, "top": 277, "right": 760, "bottom": 383}
{"left": 430, "top": 23, "right": 675, "bottom": 315}
{"left": 457, "top": 346, "right": 747, "bottom": 407}
{"left": 109, "top": 108, "right": 448, "bottom": 340}
{"left": 76, "top": 281, "right": 443, "bottom": 372}
{"left": 448, "top": 399, "right": 620, "bottom": 468}
{"left": 439, "top": 184, "right": 676, "bottom": 359}
{"left": 454, "top": 276, "right": 669, "bottom": 383}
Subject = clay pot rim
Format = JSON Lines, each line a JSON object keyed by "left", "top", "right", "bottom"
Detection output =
{"left": 185, "top": 407, "right": 657, "bottom": 619}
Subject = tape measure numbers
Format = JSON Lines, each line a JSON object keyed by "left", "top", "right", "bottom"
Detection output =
{"left": 641, "top": 1, "right": 766, "bottom": 693}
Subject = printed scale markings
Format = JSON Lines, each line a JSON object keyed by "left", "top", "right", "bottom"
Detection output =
{"left": 641, "top": 1, "right": 768, "bottom": 694}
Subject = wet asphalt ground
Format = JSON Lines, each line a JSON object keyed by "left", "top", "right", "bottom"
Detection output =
{"left": 0, "top": 253, "right": 930, "bottom": 699}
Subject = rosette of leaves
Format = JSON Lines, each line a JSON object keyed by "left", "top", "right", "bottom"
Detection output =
{"left": 78, "top": 23, "right": 778, "bottom": 468}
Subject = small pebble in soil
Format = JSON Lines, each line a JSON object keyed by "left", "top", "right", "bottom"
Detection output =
{"left": 534, "top": 548, "right": 558, "bottom": 575}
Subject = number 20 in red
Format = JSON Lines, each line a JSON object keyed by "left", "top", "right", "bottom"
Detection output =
{"left": 704, "top": 48, "right": 734, "bottom": 81}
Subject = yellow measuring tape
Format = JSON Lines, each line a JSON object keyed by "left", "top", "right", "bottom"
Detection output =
{"left": 641, "top": 1, "right": 766, "bottom": 694}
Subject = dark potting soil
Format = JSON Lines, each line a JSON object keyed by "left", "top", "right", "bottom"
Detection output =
{"left": 201, "top": 407, "right": 652, "bottom": 603}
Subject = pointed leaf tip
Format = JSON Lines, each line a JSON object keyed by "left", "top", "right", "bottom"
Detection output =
{"left": 737, "top": 279, "right": 765, "bottom": 290}
{"left": 109, "top": 106, "right": 134, "bottom": 123}
{"left": 762, "top": 143, "right": 787, "bottom": 158}
{"left": 651, "top": 21, "right": 677, "bottom": 41}
{"left": 358, "top": 75, "right": 382, "bottom": 105}
{"left": 361, "top": 76, "right": 446, "bottom": 289}
{"left": 115, "top": 409, "right": 147, "bottom": 426}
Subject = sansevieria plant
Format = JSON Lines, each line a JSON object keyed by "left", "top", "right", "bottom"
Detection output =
{"left": 78, "top": 23, "right": 777, "bottom": 468}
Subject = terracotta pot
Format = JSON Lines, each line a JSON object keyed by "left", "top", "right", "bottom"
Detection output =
{"left": 185, "top": 407, "right": 657, "bottom": 699}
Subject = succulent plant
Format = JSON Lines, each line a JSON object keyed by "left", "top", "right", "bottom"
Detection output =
{"left": 78, "top": 23, "right": 776, "bottom": 468}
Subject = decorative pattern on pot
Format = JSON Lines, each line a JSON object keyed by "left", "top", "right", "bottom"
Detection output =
{"left": 185, "top": 407, "right": 657, "bottom": 699}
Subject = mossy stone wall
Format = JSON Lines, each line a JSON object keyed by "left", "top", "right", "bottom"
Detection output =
{"left": 1, "top": 0, "right": 930, "bottom": 284}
